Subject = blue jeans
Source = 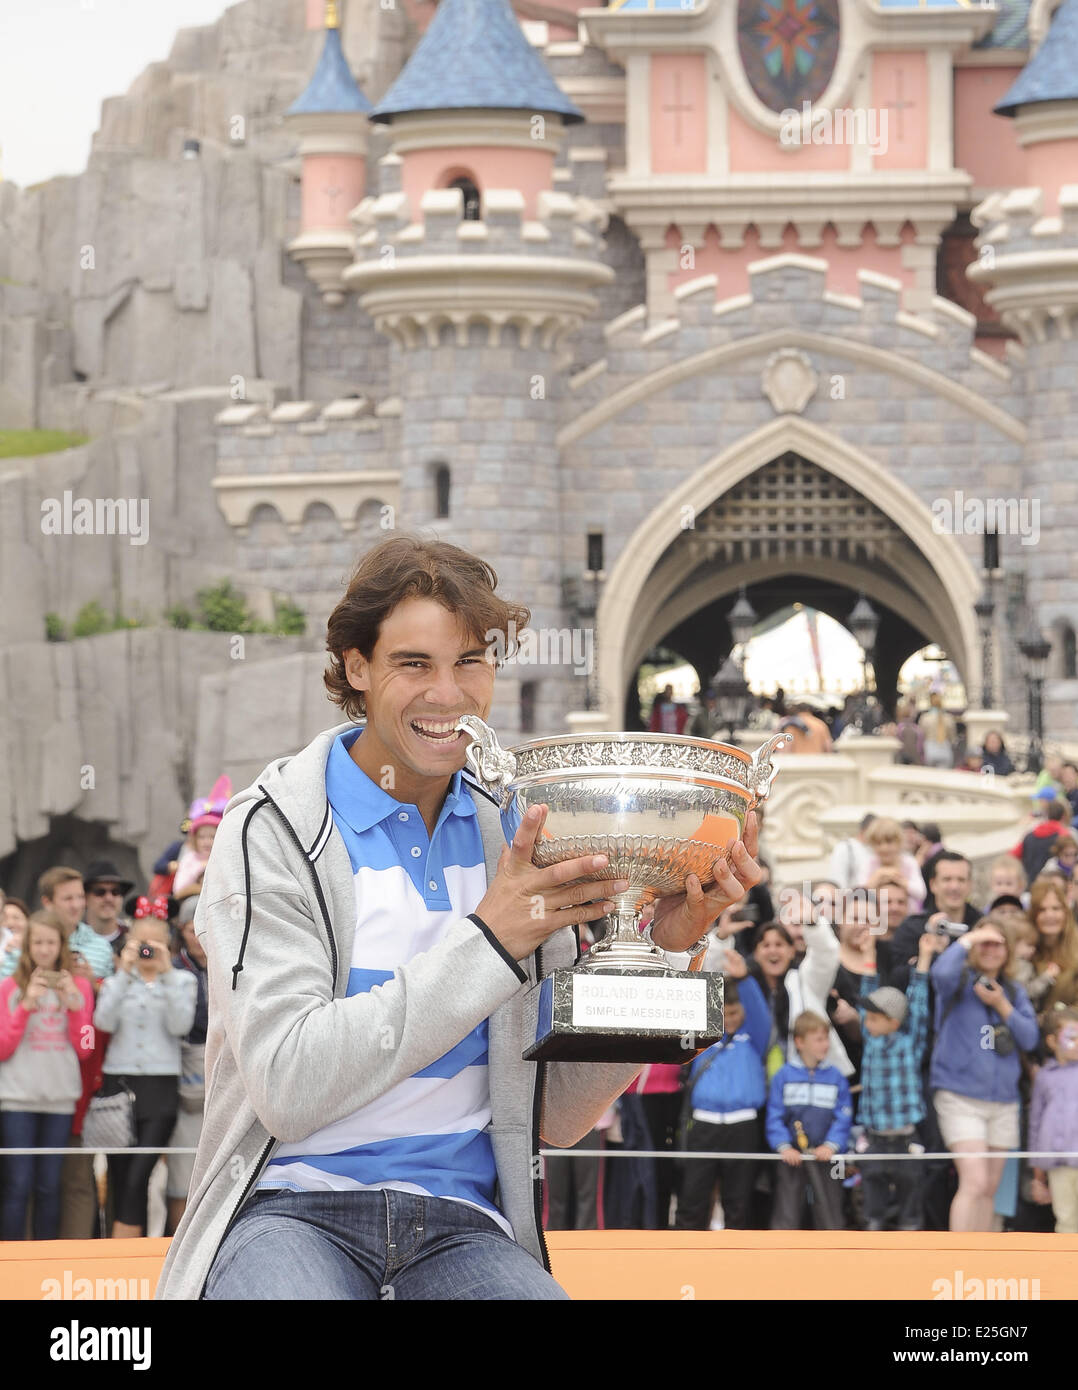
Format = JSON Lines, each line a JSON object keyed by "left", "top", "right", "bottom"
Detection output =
{"left": 204, "top": 1188, "right": 569, "bottom": 1301}
{"left": 1, "top": 1110, "right": 73, "bottom": 1240}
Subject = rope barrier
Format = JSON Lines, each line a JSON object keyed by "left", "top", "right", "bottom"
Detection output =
{"left": 539, "top": 1149, "right": 1076, "bottom": 1162}
{"left": 1, "top": 1146, "right": 1071, "bottom": 1161}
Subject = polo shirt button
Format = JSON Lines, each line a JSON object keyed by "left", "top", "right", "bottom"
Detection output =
{"left": 410, "top": 846, "right": 422, "bottom": 858}
{"left": 398, "top": 812, "right": 409, "bottom": 822}
{"left": 429, "top": 880, "right": 438, "bottom": 891}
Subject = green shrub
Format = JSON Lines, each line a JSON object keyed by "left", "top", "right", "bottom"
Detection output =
{"left": 44, "top": 612, "right": 67, "bottom": 642}
{"left": 273, "top": 597, "right": 306, "bottom": 636}
{"left": 196, "top": 580, "right": 254, "bottom": 633}
{"left": 165, "top": 605, "right": 194, "bottom": 629}
{"left": 71, "top": 600, "right": 112, "bottom": 638}
{"left": 0, "top": 429, "right": 88, "bottom": 458}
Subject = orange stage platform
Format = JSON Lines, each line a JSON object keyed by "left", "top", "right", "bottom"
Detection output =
{"left": 2, "top": 1230, "right": 1076, "bottom": 1300}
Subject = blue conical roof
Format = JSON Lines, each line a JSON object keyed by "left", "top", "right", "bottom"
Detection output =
{"left": 370, "top": 0, "right": 583, "bottom": 124}
{"left": 996, "top": 0, "right": 1078, "bottom": 114}
{"left": 288, "top": 25, "right": 372, "bottom": 115}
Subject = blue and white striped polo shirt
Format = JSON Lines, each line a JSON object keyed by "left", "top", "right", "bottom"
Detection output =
{"left": 257, "top": 727, "right": 509, "bottom": 1232}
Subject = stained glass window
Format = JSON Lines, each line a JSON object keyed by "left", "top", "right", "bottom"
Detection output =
{"left": 737, "top": 0, "right": 841, "bottom": 113}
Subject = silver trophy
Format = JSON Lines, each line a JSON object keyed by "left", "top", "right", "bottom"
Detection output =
{"left": 456, "top": 715, "right": 791, "bottom": 1062}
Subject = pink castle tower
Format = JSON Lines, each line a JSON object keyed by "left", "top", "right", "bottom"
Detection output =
{"left": 582, "top": 0, "right": 1001, "bottom": 317}
{"left": 286, "top": 0, "right": 372, "bottom": 306}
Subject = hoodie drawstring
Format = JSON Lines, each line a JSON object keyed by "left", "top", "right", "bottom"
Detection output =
{"left": 232, "top": 795, "right": 271, "bottom": 990}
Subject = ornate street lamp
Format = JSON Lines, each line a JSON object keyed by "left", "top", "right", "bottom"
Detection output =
{"left": 727, "top": 586, "right": 757, "bottom": 667}
{"left": 712, "top": 654, "right": 749, "bottom": 741}
{"left": 848, "top": 593, "right": 879, "bottom": 693}
{"left": 1018, "top": 629, "right": 1052, "bottom": 774}
{"left": 974, "top": 589, "right": 996, "bottom": 709}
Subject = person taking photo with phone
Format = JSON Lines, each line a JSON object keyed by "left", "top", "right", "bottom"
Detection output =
{"left": 0, "top": 910, "right": 95, "bottom": 1239}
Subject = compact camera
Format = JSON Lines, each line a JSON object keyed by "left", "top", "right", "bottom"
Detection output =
{"left": 138, "top": 944, "right": 155, "bottom": 961}
{"left": 929, "top": 920, "right": 968, "bottom": 938}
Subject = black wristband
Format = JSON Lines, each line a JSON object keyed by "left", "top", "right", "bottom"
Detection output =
{"left": 467, "top": 913, "right": 527, "bottom": 983}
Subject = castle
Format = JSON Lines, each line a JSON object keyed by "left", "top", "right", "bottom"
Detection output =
{"left": 0, "top": 0, "right": 1075, "bottom": 891}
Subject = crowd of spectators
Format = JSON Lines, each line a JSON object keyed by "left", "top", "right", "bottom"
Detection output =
{"left": 0, "top": 779, "right": 223, "bottom": 1240}
{"left": 547, "top": 794, "right": 1078, "bottom": 1236}
{"left": 3, "top": 767, "right": 1078, "bottom": 1243}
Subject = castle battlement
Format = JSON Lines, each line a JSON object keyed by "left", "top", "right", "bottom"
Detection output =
{"left": 351, "top": 172, "right": 606, "bottom": 264}
{"left": 969, "top": 185, "right": 1078, "bottom": 343}
{"left": 343, "top": 174, "right": 613, "bottom": 349}
{"left": 582, "top": 256, "right": 1011, "bottom": 395}
{"left": 213, "top": 396, "right": 399, "bottom": 543}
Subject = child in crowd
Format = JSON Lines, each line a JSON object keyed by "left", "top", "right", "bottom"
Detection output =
{"left": 1000, "top": 913, "right": 1038, "bottom": 993}
{"left": 0, "top": 911, "right": 95, "bottom": 1239}
{"left": 766, "top": 1010, "right": 853, "bottom": 1229}
{"left": 675, "top": 974, "right": 769, "bottom": 1230}
{"left": 856, "top": 932, "right": 937, "bottom": 1230}
{"left": 0, "top": 898, "right": 29, "bottom": 977}
{"left": 1029, "top": 1006, "right": 1078, "bottom": 1233}
{"left": 172, "top": 776, "right": 231, "bottom": 905}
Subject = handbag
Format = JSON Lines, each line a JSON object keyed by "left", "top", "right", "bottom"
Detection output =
{"left": 82, "top": 1083, "right": 137, "bottom": 1150}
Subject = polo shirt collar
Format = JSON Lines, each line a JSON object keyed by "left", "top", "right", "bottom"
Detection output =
{"left": 326, "top": 727, "right": 477, "bottom": 835}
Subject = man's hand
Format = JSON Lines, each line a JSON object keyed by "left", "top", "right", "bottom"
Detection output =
{"left": 780, "top": 1148, "right": 802, "bottom": 1167}
{"left": 475, "top": 805, "right": 629, "bottom": 962}
{"left": 1031, "top": 1172, "right": 1052, "bottom": 1206}
{"left": 649, "top": 811, "right": 764, "bottom": 954}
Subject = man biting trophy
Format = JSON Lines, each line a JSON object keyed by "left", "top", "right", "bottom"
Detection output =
{"left": 157, "top": 535, "right": 768, "bottom": 1301}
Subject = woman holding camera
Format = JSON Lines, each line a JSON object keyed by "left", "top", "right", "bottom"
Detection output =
{"left": 93, "top": 913, "right": 196, "bottom": 1237}
{"left": 930, "top": 922, "right": 1038, "bottom": 1231}
{"left": 0, "top": 910, "right": 95, "bottom": 1238}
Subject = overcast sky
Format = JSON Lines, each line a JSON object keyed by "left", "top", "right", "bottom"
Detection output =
{"left": 0, "top": 0, "right": 234, "bottom": 188}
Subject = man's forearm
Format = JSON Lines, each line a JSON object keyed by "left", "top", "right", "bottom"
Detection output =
{"left": 540, "top": 1060, "right": 642, "bottom": 1147}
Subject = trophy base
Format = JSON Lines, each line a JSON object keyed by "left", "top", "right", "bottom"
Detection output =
{"left": 522, "top": 967, "right": 724, "bottom": 1063}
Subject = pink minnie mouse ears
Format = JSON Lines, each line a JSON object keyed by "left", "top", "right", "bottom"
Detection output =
{"left": 187, "top": 775, "right": 232, "bottom": 833}
{"left": 133, "top": 895, "right": 170, "bottom": 921}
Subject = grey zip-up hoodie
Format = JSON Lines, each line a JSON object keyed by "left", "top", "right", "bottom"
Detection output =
{"left": 156, "top": 720, "right": 641, "bottom": 1299}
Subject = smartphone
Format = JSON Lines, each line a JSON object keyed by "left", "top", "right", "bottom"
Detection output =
{"left": 40, "top": 970, "right": 62, "bottom": 988}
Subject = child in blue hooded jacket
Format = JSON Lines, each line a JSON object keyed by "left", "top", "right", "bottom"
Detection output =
{"left": 674, "top": 972, "right": 769, "bottom": 1229}
{"left": 767, "top": 1010, "right": 853, "bottom": 1229}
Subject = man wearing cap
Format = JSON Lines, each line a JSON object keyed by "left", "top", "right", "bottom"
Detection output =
{"left": 857, "top": 931, "right": 941, "bottom": 1230}
{"left": 82, "top": 860, "right": 135, "bottom": 961}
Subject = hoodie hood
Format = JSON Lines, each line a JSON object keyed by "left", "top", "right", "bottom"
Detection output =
{"left": 219, "top": 720, "right": 360, "bottom": 861}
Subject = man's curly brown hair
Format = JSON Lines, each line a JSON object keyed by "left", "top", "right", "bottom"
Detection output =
{"left": 323, "top": 534, "right": 530, "bottom": 722}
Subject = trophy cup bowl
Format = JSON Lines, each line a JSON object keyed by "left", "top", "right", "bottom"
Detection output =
{"left": 456, "top": 715, "right": 792, "bottom": 1062}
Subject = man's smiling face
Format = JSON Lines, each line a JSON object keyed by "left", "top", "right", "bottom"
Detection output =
{"left": 343, "top": 596, "right": 497, "bottom": 800}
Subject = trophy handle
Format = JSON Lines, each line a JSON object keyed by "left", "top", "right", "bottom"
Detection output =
{"left": 455, "top": 715, "right": 517, "bottom": 801}
{"left": 747, "top": 731, "right": 793, "bottom": 808}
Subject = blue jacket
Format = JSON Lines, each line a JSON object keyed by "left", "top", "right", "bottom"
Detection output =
{"left": 688, "top": 975, "right": 769, "bottom": 1115}
{"left": 929, "top": 941, "right": 1039, "bottom": 1103}
{"left": 766, "top": 1060, "right": 853, "bottom": 1152}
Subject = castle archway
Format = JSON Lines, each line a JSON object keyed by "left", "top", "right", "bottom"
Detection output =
{"left": 596, "top": 417, "right": 981, "bottom": 723}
